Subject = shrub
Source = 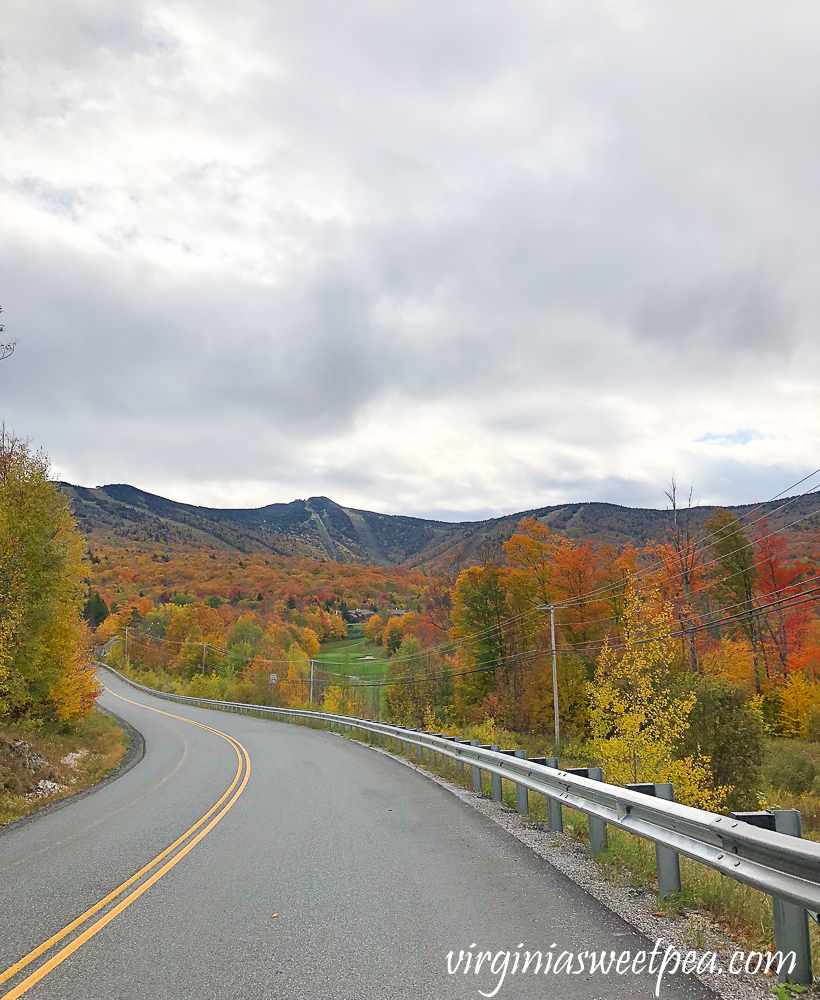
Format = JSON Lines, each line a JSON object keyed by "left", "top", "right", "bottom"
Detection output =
{"left": 762, "top": 743, "right": 817, "bottom": 796}
{"left": 757, "top": 691, "right": 783, "bottom": 736}
{"left": 677, "top": 676, "right": 764, "bottom": 812}
{"left": 779, "top": 672, "right": 820, "bottom": 737}
{"left": 806, "top": 711, "right": 820, "bottom": 743}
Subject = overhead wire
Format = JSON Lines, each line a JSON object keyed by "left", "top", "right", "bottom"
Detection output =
{"left": 119, "top": 467, "right": 820, "bottom": 690}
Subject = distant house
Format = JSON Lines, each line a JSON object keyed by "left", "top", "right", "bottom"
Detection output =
{"left": 349, "top": 608, "right": 377, "bottom": 622}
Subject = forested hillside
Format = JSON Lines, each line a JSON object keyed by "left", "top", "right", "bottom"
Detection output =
{"left": 60, "top": 485, "right": 458, "bottom": 564}
{"left": 101, "top": 486, "right": 820, "bottom": 809}
{"left": 61, "top": 481, "right": 820, "bottom": 569}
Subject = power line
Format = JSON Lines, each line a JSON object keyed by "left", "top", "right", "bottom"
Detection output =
{"left": 554, "top": 478, "right": 820, "bottom": 610}
{"left": 353, "top": 583, "right": 820, "bottom": 688}
{"left": 115, "top": 468, "right": 820, "bottom": 691}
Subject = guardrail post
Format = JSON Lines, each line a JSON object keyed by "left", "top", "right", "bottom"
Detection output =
{"left": 500, "top": 749, "right": 529, "bottom": 813}
{"left": 440, "top": 735, "right": 457, "bottom": 775}
{"left": 731, "top": 809, "right": 812, "bottom": 984}
{"left": 512, "top": 749, "right": 529, "bottom": 813}
{"left": 773, "top": 810, "right": 813, "bottom": 985}
{"left": 453, "top": 738, "right": 469, "bottom": 781}
{"left": 414, "top": 729, "right": 424, "bottom": 762}
{"left": 486, "top": 745, "right": 502, "bottom": 801}
{"left": 474, "top": 747, "right": 493, "bottom": 794}
{"left": 628, "top": 783, "right": 682, "bottom": 899}
{"left": 466, "top": 740, "right": 481, "bottom": 791}
{"left": 428, "top": 734, "right": 443, "bottom": 767}
{"left": 530, "top": 757, "right": 562, "bottom": 831}
{"left": 566, "top": 766, "right": 606, "bottom": 855}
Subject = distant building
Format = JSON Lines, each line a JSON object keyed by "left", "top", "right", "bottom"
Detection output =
{"left": 349, "top": 608, "right": 377, "bottom": 622}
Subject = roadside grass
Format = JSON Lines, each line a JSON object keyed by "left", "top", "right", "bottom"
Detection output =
{"left": 760, "top": 738, "right": 820, "bottom": 841}
{"left": 763, "top": 789, "right": 820, "bottom": 841}
{"left": 767, "top": 738, "right": 820, "bottom": 770}
{"left": 0, "top": 711, "right": 127, "bottom": 827}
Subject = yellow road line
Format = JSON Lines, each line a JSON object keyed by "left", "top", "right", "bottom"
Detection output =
{"left": 0, "top": 688, "right": 245, "bottom": 987}
{"left": 0, "top": 686, "right": 251, "bottom": 1000}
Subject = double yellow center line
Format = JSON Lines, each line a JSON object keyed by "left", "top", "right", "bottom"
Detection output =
{"left": 0, "top": 687, "right": 251, "bottom": 1000}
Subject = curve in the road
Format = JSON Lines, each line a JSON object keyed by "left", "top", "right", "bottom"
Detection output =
{"left": 0, "top": 688, "right": 251, "bottom": 1000}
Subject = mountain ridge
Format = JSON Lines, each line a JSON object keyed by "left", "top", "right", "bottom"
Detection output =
{"left": 58, "top": 482, "right": 820, "bottom": 568}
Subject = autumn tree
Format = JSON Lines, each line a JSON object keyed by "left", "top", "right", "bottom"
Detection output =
{"left": 503, "top": 518, "right": 562, "bottom": 606}
{"left": 653, "top": 479, "right": 702, "bottom": 673}
{"left": 589, "top": 575, "right": 724, "bottom": 809}
{"left": 754, "top": 524, "right": 804, "bottom": 675}
{"left": 705, "top": 509, "right": 762, "bottom": 694}
{"left": 779, "top": 672, "right": 820, "bottom": 738}
{"left": 0, "top": 431, "right": 99, "bottom": 720}
{"left": 383, "top": 636, "right": 439, "bottom": 725}
{"left": 364, "top": 612, "right": 386, "bottom": 644}
{"left": 450, "top": 565, "right": 509, "bottom": 719}
{"left": 450, "top": 563, "right": 535, "bottom": 726}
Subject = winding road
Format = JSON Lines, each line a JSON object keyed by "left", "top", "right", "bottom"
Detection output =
{"left": 0, "top": 670, "right": 719, "bottom": 999}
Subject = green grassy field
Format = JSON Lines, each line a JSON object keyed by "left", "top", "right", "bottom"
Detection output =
{"left": 312, "top": 634, "right": 392, "bottom": 716}
{"left": 313, "top": 633, "right": 394, "bottom": 686}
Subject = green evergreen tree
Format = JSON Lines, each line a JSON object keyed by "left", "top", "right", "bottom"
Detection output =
{"left": 83, "top": 591, "right": 109, "bottom": 628}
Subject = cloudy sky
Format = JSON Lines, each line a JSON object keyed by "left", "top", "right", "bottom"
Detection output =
{"left": 2, "top": 1, "right": 819, "bottom": 520}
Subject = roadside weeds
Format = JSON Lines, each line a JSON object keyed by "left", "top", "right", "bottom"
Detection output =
{"left": 0, "top": 710, "right": 127, "bottom": 828}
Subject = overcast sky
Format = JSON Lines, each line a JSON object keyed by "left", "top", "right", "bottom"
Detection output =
{"left": 2, "top": 1, "right": 819, "bottom": 520}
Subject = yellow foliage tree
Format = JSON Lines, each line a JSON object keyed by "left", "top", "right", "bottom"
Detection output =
{"left": 589, "top": 575, "right": 726, "bottom": 810}
{"left": 94, "top": 613, "right": 121, "bottom": 645}
{"left": 503, "top": 517, "right": 563, "bottom": 605}
{"left": 322, "top": 684, "right": 349, "bottom": 715}
{"left": 701, "top": 637, "right": 758, "bottom": 694}
{"left": 779, "top": 672, "right": 820, "bottom": 738}
{"left": 304, "top": 609, "right": 347, "bottom": 641}
{"left": 0, "top": 431, "right": 100, "bottom": 721}
{"left": 364, "top": 612, "right": 385, "bottom": 644}
{"left": 300, "top": 627, "right": 320, "bottom": 657}
{"left": 279, "top": 646, "right": 310, "bottom": 707}
{"left": 44, "top": 524, "right": 97, "bottom": 720}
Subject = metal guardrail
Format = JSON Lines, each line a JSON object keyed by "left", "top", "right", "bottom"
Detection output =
{"left": 98, "top": 663, "right": 819, "bottom": 983}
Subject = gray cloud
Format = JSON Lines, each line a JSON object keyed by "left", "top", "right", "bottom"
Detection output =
{"left": 2, "top": 0, "right": 820, "bottom": 518}
{"left": 630, "top": 274, "right": 792, "bottom": 353}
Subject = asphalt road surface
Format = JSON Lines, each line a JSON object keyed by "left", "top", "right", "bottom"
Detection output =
{"left": 0, "top": 670, "right": 720, "bottom": 999}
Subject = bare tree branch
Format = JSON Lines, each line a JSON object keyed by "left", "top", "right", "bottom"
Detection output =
{"left": 0, "top": 306, "right": 16, "bottom": 360}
